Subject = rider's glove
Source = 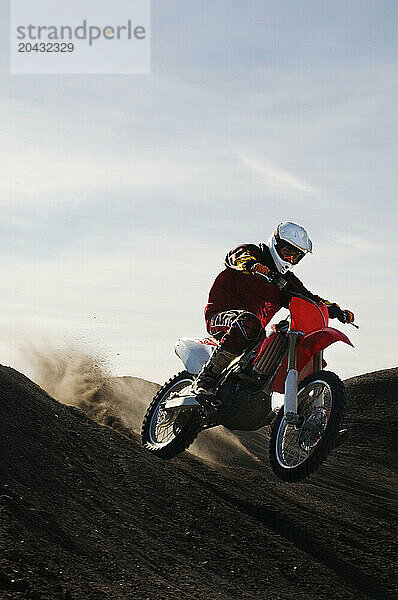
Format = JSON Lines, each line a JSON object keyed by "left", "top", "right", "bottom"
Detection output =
{"left": 251, "top": 263, "right": 271, "bottom": 277}
{"left": 328, "top": 304, "right": 355, "bottom": 324}
{"left": 342, "top": 309, "right": 355, "bottom": 324}
{"left": 326, "top": 303, "right": 342, "bottom": 319}
{"left": 251, "top": 264, "right": 287, "bottom": 289}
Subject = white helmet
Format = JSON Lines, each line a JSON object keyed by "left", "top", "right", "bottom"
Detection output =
{"left": 267, "top": 222, "right": 313, "bottom": 274}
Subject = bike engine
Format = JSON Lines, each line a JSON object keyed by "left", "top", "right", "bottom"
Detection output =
{"left": 217, "top": 381, "right": 272, "bottom": 431}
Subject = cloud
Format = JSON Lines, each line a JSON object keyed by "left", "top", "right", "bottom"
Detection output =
{"left": 240, "top": 155, "right": 319, "bottom": 195}
{"left": 333, "top": 233, "right": 381, "bottom": 253}
{"left": 0, "top": 144, "right": 198, "bottom": 205}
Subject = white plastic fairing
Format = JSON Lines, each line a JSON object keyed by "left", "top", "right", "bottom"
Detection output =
{"left": 175, "top": 337, "right": 217, "bottom": 375}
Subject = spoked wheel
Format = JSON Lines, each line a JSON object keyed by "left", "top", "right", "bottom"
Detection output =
{"left": 269, "top": 371, "right": 346, "bottom": 482}
{"left": 141, "top": 371, "right": 202, "bottom": 459}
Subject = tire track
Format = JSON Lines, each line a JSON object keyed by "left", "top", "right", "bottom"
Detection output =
{"left": 184, "top": 471, "right": 396, "bottom": 600}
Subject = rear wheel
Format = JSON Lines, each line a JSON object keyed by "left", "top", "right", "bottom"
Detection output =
{"left": 269, "top": 371, "right": 346, "bottom": 482}
{"left": 141, "top": 371, "right": 202, "bottom": 459}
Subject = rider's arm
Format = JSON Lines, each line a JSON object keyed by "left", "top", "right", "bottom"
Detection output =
{"left": 281, "top": 272, "right": 322, "bottom": 305}
{"left": 224, "top": 244, "right": 266, "bottom": 274}
{"left": 283, "top": 273, "right": 355, "bottom": 323}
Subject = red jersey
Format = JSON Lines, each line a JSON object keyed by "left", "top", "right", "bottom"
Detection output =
{"left": 204, "top": 243, "right": 328, "bottom": 330}
{"left": 205, "top": 268, "right": 282, "bottom": 329}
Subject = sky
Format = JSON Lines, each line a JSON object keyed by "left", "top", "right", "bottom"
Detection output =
{"left": 0, "top": 0, "right": 397, "bottom": 384}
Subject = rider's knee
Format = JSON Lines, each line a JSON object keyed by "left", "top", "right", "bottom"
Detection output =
{"left": 231, "top": 311, "right": 262, "bottom": 341}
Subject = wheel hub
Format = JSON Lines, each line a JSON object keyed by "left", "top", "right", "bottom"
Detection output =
{"left": 298, "top": 407, "right": 329, "bottom": 451}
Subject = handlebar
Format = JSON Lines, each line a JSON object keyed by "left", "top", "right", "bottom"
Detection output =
{"left": 254, "top": 267, "right": 358, "bottom": 328}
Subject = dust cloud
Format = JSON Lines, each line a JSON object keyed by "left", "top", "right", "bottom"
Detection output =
{"left": 22, "top": 343, "right": 156, "bottom": 433}
{"left": 22, "top": 343, "right": 258, "bottom": 466}
{"left": 190, "top": 428, "right": 259, "bottom": 466}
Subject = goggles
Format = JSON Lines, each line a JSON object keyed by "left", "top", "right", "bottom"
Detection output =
{"left": 276, "top": 239, "right": 306, "bottom": 265}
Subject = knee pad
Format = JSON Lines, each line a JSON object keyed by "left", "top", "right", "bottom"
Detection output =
{"left": 232, "top": 312, "right": 262, "bottom": 341}
{"left": 219, "top": 312, "right": 262, "bottom": 354}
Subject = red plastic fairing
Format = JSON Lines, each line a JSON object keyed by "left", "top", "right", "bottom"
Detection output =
{"left": 290, "top": 297, "right": 329, "bottom": 333}
{"left": 298, "top": 327, "right": 353, "bottom": 355}
{"left": 298, "top": 358, "right": 327, "bottom": 381}
{"left": 271, "top": 327, "right": 353, "bottom": 393}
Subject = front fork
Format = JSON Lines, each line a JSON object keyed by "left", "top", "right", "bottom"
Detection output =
{"left": 284, "top": 333, "right": 324, "bottom": 425}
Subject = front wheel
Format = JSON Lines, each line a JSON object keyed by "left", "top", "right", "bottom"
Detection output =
{"left": 141, "top": 371, "right": 202, "bottom": 459}
{"left": 269, "top": 371, "right": 346, "bottom": 482}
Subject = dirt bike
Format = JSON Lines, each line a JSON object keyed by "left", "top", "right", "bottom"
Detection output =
{"left": 141, "top": 292, "right": 356, "bottom": 482}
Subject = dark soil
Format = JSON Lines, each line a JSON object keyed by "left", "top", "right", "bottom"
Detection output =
{"left": 0, "top": 364, "right": 397, "bottom": 600}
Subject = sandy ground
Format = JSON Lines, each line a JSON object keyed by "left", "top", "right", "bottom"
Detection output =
{"left": 0, "top": 364, "right": 397, "bottom": 599}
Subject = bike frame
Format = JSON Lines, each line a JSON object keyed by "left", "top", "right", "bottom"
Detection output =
{"left": 254, "top": 296, "right": 353, "bottom": 424}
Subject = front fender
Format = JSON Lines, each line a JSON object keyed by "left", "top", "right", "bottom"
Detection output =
{"left": 271, "top": 327, "right": 353, "bottom": 393}
{"left": 299, "top": 327, "right": 354, "bottom": 356}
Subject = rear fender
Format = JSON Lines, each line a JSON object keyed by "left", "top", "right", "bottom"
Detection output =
{"left": 175, "top": 337, "right": 216, "bottom": 374}
{"left": 271, "top": 327, "right": 353, "bottom": 393}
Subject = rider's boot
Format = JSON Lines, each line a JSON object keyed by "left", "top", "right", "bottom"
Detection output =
{"left": 192, "top": 346, "right": 237, "bottom": 407}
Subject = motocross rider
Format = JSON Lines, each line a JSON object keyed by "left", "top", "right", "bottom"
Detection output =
{"left": 192, "top": 221, "right": 355, "bottom": 404}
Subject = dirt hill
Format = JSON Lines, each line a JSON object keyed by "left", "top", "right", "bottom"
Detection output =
{"left": 0, "top": 365, "right": 397, "bottom": 600}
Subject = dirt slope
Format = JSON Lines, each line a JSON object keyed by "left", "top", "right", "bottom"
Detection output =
{"left": 0, "top": 365, "right": 397, "bottom": 600}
